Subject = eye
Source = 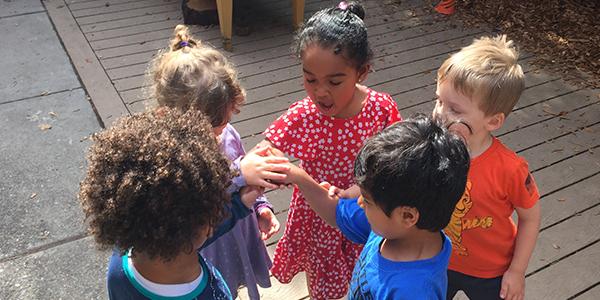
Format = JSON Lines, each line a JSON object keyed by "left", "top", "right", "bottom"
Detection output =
{"left": 330, "top": 81, "right": 342, "bottom": 86}
{"left": 305, "top": 78, "right": 316, "bottom": 84}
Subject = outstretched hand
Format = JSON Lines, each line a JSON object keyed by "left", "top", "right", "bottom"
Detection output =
{"left": 257, "top": 209, "right": 281, "bottom": 240}
{"left": 241, "top": 145, "right": 290, "bottom": 190}
{"left": 319, "top": 182, "right": 361, "bottom": 199}
{"left": 240, "top": 185, "right": 265, "bottom": 209}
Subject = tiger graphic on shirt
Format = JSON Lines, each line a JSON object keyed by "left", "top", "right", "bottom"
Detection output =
{"left": 444, "top": 180, "right": 493, "bottom": 256}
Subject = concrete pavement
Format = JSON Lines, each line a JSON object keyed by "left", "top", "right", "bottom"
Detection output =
{"left": 0, "top": 0, "right": 108, "bottom": 298}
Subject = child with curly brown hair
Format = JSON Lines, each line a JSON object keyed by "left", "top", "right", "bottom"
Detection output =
{"left": 79, "top": 108, "right": 262, "bottom": 299}
{"left": 147, "top": 25, "right": 288, "bottom": 299}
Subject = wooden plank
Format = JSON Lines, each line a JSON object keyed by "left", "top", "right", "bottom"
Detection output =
{"left": 263, "top": 187, "right": 293, "bottom": 215}
{"left": 72, "top": 0, "right": 177, "bottom": 18}
{"left": 574, "top": 284, "right": 600, "bottom": 300}
{"left": 117, "top": 17, "right": 451, "bottom": 102}
{"left": 94, "top": 0, "right": 331, "bottom": 59}
{"left": 526, "top": 241, "right": 600, "bottom": 300}
{"left": 109, "top": 18, "right": 480, "bottom": 95}
{"left": 76, "top": 3, "right": 178, "bottom": 26}
{"left": 45, "top": 0, "right": 129, "bottom": 127}
{"left": 80, "top": 10, "right": 179, "bottom": 33}
{"left": 237, "top": 271, "right": 309, "bottom": 300}
{"left": 109, "top": 15, "right": 467, "bottom": 87}
{"left": 87, "top": 19, "right": 184, "bottom": 42}
{"left": 506, "top": 111, "right": 600, "bottom": 170}
{"left": 68, "top": 0, "right": 142, "bottom": 10}
{"left": 87, "top": 0, "right": 296, "bottom": 43}
{"left": 498, "top": 88, "right": 597, "bottom": 136}
{"left": 99, "top": 0, "right": 436, "bottom": 71}
{"left": 90, "top": 23, "right": 219, "bottom": 51}
{"left": 533, "top": 143, "right": 600, "bottom": 197}
{"left": 528, "top": 204, "right": 600, "bottom": 273}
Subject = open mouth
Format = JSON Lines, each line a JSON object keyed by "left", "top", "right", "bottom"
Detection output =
{"left": 316, "top": 101, "right": 334, "bottom": 112}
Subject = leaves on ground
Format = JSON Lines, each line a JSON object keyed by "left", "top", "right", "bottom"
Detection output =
{"left": 38, "top": 124, "right": 52, "bottom": 131}
{"left": 453, "top": 0, "right": 600, "bottom": 88}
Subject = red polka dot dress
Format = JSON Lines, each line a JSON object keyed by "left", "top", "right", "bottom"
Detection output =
{"left": 264, "top": 88, "right": 401, "bottom": 299}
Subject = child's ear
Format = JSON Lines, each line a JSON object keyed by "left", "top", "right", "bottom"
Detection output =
{"left": 393, "top": 206, "right": 419, "bottom": 227}
{"left": 485, "top": 112, "right": 505, "bottom": 131}
{"left": 357, "top": 64, "right": 370, "bottom": 83}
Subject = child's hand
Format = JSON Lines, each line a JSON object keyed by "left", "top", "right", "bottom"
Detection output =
{"left": 241, "top": 145, "right": 290, "bottom": 190}
{"left": 319, "top": 182, "right": 342, "bottom": 199}
{"left": 500, "top": 268, "right": 525, "bottom": 300}
{"left": 257, "top": 208, "right": 281, "bottom": 240}
{"left": 240, "top": 185, "right": 265, "bottom": 209}
{"left": 319, "top": 182, "right": 361, "bottom": 199}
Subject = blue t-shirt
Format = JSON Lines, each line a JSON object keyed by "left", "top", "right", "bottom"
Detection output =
{"left": 336, "top": 198, "right": 452, "bottom": 300}
{"left": 106, "top": 193, "right": 251, "bottom": 300}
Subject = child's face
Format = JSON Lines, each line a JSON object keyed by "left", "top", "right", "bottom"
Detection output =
{"left": 432, "top": 80, "right": 498, "bottom": 146}
{"left": 213, "top": 104, "right": 240, "bottom": 137}
{"left": 357, "top": 193, "right": 398, "bottom": 238}
{"left": 301, "top": 45, "right": 366, "bottom": 118}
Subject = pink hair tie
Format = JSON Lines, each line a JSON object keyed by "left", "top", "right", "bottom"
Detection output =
{"left": 338, "top": 1, "right": 348, "bottom": 10}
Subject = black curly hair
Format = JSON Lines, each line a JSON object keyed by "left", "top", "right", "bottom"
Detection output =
{"left": 293, "top": 1, "right": 372, "bottom": 69}
{"left": 78, "top": 108, "right": 232, "bottom": 261}
{"left": 354, "top": 114, "right": 470, "bottom": 232}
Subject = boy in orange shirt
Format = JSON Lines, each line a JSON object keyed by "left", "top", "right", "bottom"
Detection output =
{"left": 433, "top": 35, "right": 541, "bottom": 300}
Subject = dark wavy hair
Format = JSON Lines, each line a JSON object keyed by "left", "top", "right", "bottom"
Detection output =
{"left": 293, "top": 1, "right": 372, "bottom": 69}
{"left": 354, "top": 115, "right": 470, "bottom": 231}
{"left": 78, "top": 108, "right": 232, "bottom": 261}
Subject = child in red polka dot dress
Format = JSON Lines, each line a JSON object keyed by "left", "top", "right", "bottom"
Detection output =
{"left": 259, "top": 2, "right": 401, "bottom": 299}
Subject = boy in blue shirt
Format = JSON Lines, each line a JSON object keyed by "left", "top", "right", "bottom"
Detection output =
{"left": 282, "top": 115, "right": 471, "bottom": 299}
{"left": 78, "top": 108, "right": 262, "bottom": 300}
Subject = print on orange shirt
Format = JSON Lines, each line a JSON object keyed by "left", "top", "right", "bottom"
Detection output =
{"left": 444, "top": 181, "right": 493, "bottom": 256}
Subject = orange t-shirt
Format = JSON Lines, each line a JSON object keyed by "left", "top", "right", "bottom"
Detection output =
{"left": 444, "top": 137, "right": 539, "bottom": 278}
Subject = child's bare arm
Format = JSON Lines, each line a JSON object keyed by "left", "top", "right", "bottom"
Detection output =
{"left": 285, "top": 164, "right": 339, "bottom": 227}
{"left": 500, "top": 202, "right": 541, "bottom": 300}
{"left": 255, "top": 139, "right": 286, "bottom": 157}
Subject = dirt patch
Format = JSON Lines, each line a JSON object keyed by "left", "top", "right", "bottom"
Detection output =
{"left": 450, "top": 0, "right": 600, "bottom": 88}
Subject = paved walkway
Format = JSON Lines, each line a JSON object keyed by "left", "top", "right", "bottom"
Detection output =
{"left": 0, "top": 0, "right": 106, "bottom": 298}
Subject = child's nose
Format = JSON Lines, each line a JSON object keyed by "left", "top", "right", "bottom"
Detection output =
{"left": 314, "top": 85, "right": 328, "bottom": 96}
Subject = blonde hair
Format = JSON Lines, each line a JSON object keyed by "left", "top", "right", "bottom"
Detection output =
{"left": 437, "top": 35, "right": 524, "bottom": 117}
{"left": 147, "top": 25, "right": 245, "bottom": 127}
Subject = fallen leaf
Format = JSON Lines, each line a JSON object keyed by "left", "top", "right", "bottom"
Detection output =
{"left": 48, "top": 112, "right": 58, "bottom": 118}
{"left": 557, "top": 198, "right": 566, "bottom": 202}
{"left": 30, "top": 193, "right": 37, "bottom": 199}
{"left": 40, "top": 91, "right": 49, "bottom": 96}
{"left": 551, "top": 148, "right": 564, "bottom": 153}
{"left": 38, "top": 124, "right": 52, "bottom": 131}
{"left": 552, "top": 243, "right": 561, "bottom": 250}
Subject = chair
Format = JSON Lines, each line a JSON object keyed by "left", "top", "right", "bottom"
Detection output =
{"left": 216, "top": 0, "right": 305, "bottom": 51}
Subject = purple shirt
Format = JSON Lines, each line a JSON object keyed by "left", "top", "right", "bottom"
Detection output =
{"left": 200, "top": 124, "right": 273, "bottom": 300}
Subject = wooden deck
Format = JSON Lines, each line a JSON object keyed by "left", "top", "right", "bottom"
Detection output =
{"left": 45, "top": 0, "right": 600, "bottom": 299}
